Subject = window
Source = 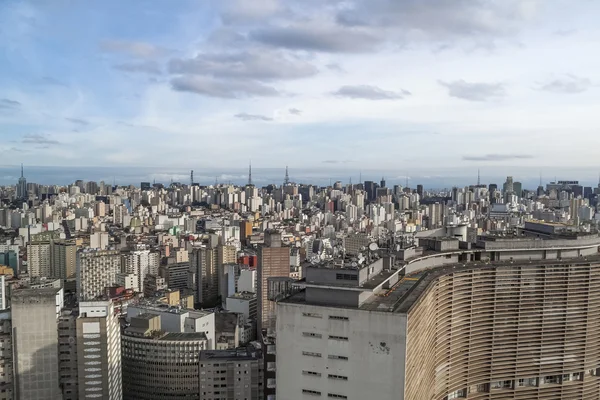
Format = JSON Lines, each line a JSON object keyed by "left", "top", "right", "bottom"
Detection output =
{"left": 328, "top": 374, "right": 348, "bottom": 381}
{"left": 517, "top": 378, "right": 536, "bottom": 387}
{"left": 329, "top": 316, "right": 349, "bottom": 321}
{"left": 328, "top": 394, "right": 347, "bottom": 399}
{"left": 302, "top": 351, "right": 322, "bottom": 358}
{"left": 303, "top": 312, "right": 322, "bottom": 318}
{"left": 544, "top": 376, "right": 558, "bottom": 384}
{"left": 302, "top": 389, "right": 321, "bottom": 396}
{"left": 303, "top": 371, "right": 322, "bottom": 377}
{"left": 335, "top": 273, "right": 357, "bottom": 281}
{"left": 303, "top": 332, "right": 323, "bottom": 338}
{"left": 328, "top": 355, "right": 348, "bottom": 361}
{"left": 329, "top": 335, "right": 348, "bottom": 341}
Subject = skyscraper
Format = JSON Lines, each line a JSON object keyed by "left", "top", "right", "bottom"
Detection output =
{"left": 257, "top": 231, "right": 290, "bottom": 333}
{"left": 16, "top": 164, "right": 27, "bottom": 200}
{"left": 12, "top": 287, "right": 63, "bottom": 400}
{"left": 276, "top": 224, "right": 600, "bottom": 400}
{"left": 76, "top": 301, "right": 122, "bottom": 399}
{"left": 76, "top": 249, "right": 121, "bottom": 300}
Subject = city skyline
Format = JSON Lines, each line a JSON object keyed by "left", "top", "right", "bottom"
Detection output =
{"left": 2, "top": 164, "right": 600, "bottom": 190}
{"left": 2, "top": 1, "right": 600, "bottom": 168}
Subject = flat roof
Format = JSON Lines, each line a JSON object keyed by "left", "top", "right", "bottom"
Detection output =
{"left": 282, "top": 254, "right": 600, "bottom": 315}
{"left": 161, "top": 332, "right": 207, "bottom": 341}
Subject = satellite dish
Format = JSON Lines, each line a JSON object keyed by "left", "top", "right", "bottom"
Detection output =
{"left": 369, "top": 243, "right": 379, "bottom": 251}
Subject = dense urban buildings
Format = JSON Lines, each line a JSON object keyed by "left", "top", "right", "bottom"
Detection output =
{"left": 2, "top": 166, "right": 600, "bottom": 399}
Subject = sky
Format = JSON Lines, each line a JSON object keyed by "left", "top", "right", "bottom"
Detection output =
{"left": 1, "top": 0, "right": 600, "bottom": 186}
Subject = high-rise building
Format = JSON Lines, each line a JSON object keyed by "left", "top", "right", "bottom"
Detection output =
{"left": 122, "top": 249, "right": 158, "bottom": 294}
{"left": 52, "top": 239, "right": 77, "bottom": 279}
{"left": 16, "top": 165, "right": 27, "bottom": 200}
{"left": 26, "top": 231, "right": 57, "bottom": 278}
{"left": 12, "top": 287, "right": 63, "bottom": 400}
{"left": 276, "top": 224, "right": 600, "bottom": 400}
{"left": 257, "top": 231, "right": 289, "bottom": 333}
{"left": 76, "top": 249, "right": 121, "bottom": 300}
{"left": 58, "top": 309, "right": 78, "bottom": 400}
{"left": 121, "top": 314, "right": 208, "bottom": 399}
{"left": 76, "top": 301, "right": 122, "bottom": 399}
{"left": 159, "top": 262, "right": 190, "bottom": 292}
{"left": 191, "top": 246, "right": 219, "bottom": 305}
{"left": 0, "top": 311, "right": 14, "bottom": 399}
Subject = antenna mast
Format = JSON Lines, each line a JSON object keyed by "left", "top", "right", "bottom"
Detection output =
{"left": 248, "top": 161, "right": 252, "bottom": 186}
{"left": 284, "top": 166, "right": 290, "bottom": 185}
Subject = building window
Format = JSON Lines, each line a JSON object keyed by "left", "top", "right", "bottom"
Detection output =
{"left": 329, "top": 316, "right": 349, "bottom": 321}
{"left": 328, "top": 355, "right": 348, "bottom": 361}
{"left": 328, "top": 394, "right": 347, "bottom": 399}
{"left": 302, "top": 389, "right": 321, "bottom": 396}
{"left": 303, "top": 332, "right": 323, "bottom": 339}
{"left": 303, "top": 371, "right": 322, "bottom": 377}
{"left": 303, "top": 312, "right": 322, "bottom": 318}
{"left": 543, "top": 376, "right": 558, "bottom": 384}
{"left": 446, "top": 389, "right": 466, "bottom": 399}
{"left": 302, "top": 351, "right": 322, "bottom": 358}
{"left": 328, "top": 374, "right": 348, "bottom": 381}
{"left": 329, "top": 335, "right": 348, "bottom": 341}
{"left": 335, "top": 273, "right": 357, "bottom": 281}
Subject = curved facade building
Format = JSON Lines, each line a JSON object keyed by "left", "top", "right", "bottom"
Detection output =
{"left": 277, "top": 222, "right": 600, "bottom": 400}
{"left": 122, "top": 332, "right": 207, "bottom": 399}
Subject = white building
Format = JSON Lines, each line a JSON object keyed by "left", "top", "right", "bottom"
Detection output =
{"left": 77, "top": 301, "right": 122, "bottom": 399}
{"left": 76, "top": 250, "right": 121, "bottom": 300}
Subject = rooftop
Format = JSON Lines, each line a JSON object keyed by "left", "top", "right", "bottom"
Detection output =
{"left": 200, "top": 346, "right": 261, "bottom": 361}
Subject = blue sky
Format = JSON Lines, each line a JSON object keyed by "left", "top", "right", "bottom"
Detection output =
{"left": 2, "top": 0, "right": 600, "bottom": 181}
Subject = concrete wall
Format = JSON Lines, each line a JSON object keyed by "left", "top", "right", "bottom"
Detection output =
{"left": 276, "top": 302, "right": 407, "bottom": 400}
{"left": 405, "top": 254, "right": 460, "bottom": 274}
{"left": 306, "top": 287, "right": 360, "bottom": 308}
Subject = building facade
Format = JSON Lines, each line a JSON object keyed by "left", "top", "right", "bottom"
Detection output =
{"left": 12, "top": 287, "right": 63, "bottom": 400}
{"left": 277, "top": 225, "right": 600, "bottom": 400}
{"left": 76, "top": 250, "right": 121, "bottom": 300}
{"left": 76, "top": 301, "right": 122, "bottom": 400}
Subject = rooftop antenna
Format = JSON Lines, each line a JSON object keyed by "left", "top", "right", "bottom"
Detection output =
{"left": 539, "top": 172, "right": 542, "bottom": 187}
{"left": 349, "top": 176, "right": 352, "bottom": 185}
{"left": 215, "top": 176, "right": 218, "bottom": 187}
{"left": 21, "top": 163, "right": 23, "bottom": 178}
{"left": 190, "top": 170, "right": 194, "bottom": 186}
{"left": 359, "top": 170, "right": 362, "bottom": 184}
{"left": 248, "top": 160, "right": 252, "bottom": 186}
{"left": 284, "top": 165, "right": 290, "bottom": 185}
{"left": 405, "top": 175, "right": 408, "bottom": 188}
{"left": 477, "top": 169, "right": 480, "bottom": 186}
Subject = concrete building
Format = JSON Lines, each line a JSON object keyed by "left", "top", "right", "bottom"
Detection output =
{"left": 190, "top": 246, "right": 219, "bottom": 305}
{"left": 121, "top": 314, "right": 208, "bottom": 399}
{"left": 89, "top": 232, "right": 109, "bottom": 250}
{"left": 58, "top": 309, "right": 78, "bottom": 400}
{"left": 226, "top": 292, "right": 258, "bottom": 322}
{"left": 12, "top": 287, "right": 63, "bottom": 400}
{"left": 52, "top": 239, "right": 77, "bottom": 279}
{"left": 257, "top": 231, "right": 290, "bottom": 333}
{"left": 199, "top": 345, "right": 264, "bottom": 400}
{"left": 159, "top": 261, "right": 189, "bottom": 292}
{"left": 276, "top": 224, "right": 600, "bottom": 400}
{"left": 26, "top": 231, "right": 58, "bottom": 278}
{"left": 0, "top": 311, "right": 14, "bottom": 400}
{"left": 76, "top": 249, "right": 121, "bottom": 300}
{"left": 76, "top": 301, "right": 122, "bottom": 400}
{"left": 122, "top": 249, "right": 159, "bottom": 294}
{"left": 143, "top": 274, "right": 166, "bottom": 297}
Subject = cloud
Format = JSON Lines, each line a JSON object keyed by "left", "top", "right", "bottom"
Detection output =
{"left": 322, "top": 160, "right": 352, "bottom": 164}
{"left": 114, "top": 61, "right": 162, "bottom": 75}
{"left": 100, "top": 40, "right": 169, "bottom": 59}
{"left": 169, "top": 51, "right": 317, "bottom": 81}
{"left": 332, "top": 85, "right": 411, "bottom": 100}
{"left": 326, "top": 63, "right": 345, "bottom": 73}
{"left": 170, "top": 76, "right": 279, "bottom": 98}
{"left": 335, "top": 0, "right": 539, "bottom": 39}
{"left": 249, "top": 25, "right": 382, "bottom": 53}
{"left": 22, "top": 134, "right": 60, "bottom": 145}
{"left": 40, "top": 77, "right": 67, "bottom": 86}
{"left": 234, "top": 113, "right": 273, "bottom": 121}
{"left": 221, "top": 0, "right": 281, "bottom": 24}
{"left": 0, "top": 98, "right": 21, "bottom": 109}
{"left": 65, "top": 117, "right": 89, "bottom": 125}
{"left": 553, "top": 29, "right": 577, "bottom": 37}
{"left": 538, "top": 75, "right": 591, "bottom": 94}
{"left": 462, "top": 154, "right": 533, "bottom": 161}
{"left": 289, "top": 108, "right": 302, "bottom": 115}
{"left": 439, "top": 80, "right": 506, "bottom": 101}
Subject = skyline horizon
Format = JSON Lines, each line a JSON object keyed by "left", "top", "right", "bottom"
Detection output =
{"left": 2, "top": 164, "right": 600, "bottom": 190}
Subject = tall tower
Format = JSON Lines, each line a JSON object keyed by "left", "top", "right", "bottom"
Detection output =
{"left": 248, "top": 161, "right": 253, "bottom": 186}
{"left": 190, "top": 170, "right": 194, "bottom": 186}
{"left": 284, "top": 166, "right": 290, "bottom": 185}
{"left": 17, "top": 163, "right": 27, "bottom": 200}
{"left": 477, "top": 169, "right": 481, "bottom": 186}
